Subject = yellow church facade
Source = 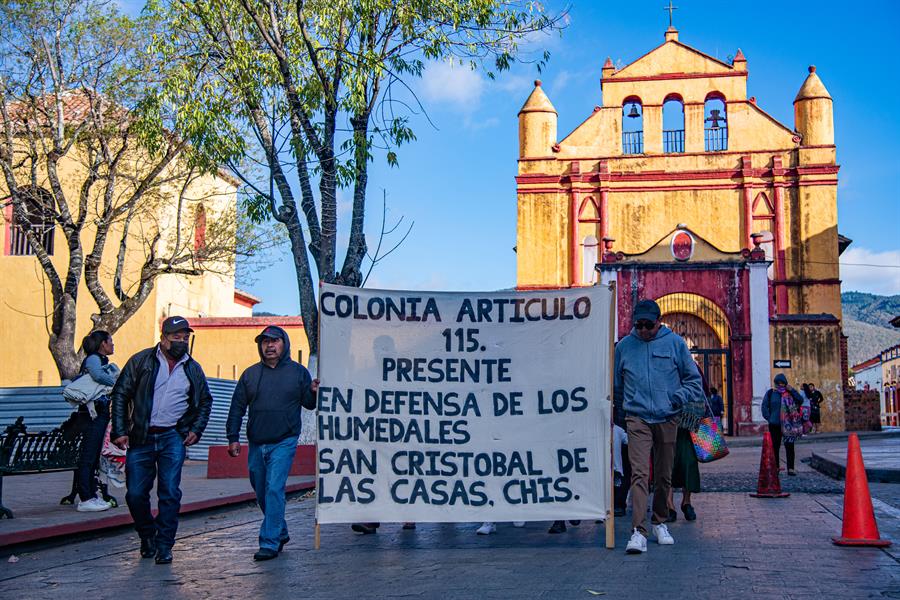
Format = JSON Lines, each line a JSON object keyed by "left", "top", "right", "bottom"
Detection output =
{"left": 516, "top": 26, "right": 846, "bottom": 434}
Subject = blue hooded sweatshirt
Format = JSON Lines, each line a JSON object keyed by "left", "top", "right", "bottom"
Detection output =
{"left": 613, "top": 325, "right": 703, "bottom": 424}
{"left": 226, "top": 327, "right": 316, "bottom": 444}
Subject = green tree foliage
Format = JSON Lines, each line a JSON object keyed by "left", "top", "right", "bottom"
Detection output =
{"left": 152, "top": 0, "right": 565, "bottom": 354}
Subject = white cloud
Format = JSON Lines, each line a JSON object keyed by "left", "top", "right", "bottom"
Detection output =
{"left": 421, "top": 61, "right": 484, "bottom": 112}
{"left": 840, "top": 247, "right": 900, "bottom": 295}
{"left": 495, "top": 74, "right": 535, "bottom": 95}
{"left": 550, "top": 70, "right": 571, "bottom": 94}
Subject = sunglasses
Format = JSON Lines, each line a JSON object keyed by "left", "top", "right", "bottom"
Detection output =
{"left": 634, "top": 320, "right": 657, "bottom": 330}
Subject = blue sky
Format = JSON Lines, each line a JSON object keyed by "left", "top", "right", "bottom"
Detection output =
{"left": 123, "top": 1, "right": 900, "bottom": 312}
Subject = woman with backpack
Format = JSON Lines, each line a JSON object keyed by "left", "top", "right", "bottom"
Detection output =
{"left": 761, "top": 373, "right": 805, "bottom": 476}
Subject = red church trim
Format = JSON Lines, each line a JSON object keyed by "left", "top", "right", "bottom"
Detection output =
{"left": 604, "top": 71, "right": 746, "bottom": 84}
{"left": 190, "top": 316, "right": 304, "bottom": 329}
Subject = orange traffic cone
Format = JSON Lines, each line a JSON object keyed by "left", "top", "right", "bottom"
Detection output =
{"left": 749, "top": 430, "right": 789, "bottom": 498}
{"left": 833, "top": 433, "right": 892, "bottom": 547}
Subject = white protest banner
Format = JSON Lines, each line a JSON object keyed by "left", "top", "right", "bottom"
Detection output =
{"left": 316, "top": 283, "right": 613, "bottom": 525}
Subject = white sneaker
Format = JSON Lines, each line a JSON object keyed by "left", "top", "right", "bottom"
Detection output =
{"left": 512, "top": 521, "right": 525, "bottom": 528}
{"left": 652, "top": 523, "right": 675, "bottom": 545}
{"left": 77, "top": 497, "right": 112, "bottom": 512}
{"left": 476, "top": 522, "right": 496, "bottom": 535}
{"left": 625, "top": 528, "right": 647, "bottom": 554}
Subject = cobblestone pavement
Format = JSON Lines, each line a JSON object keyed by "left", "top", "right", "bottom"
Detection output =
{"left": 2, "top": 437, "right": 898, "bottom": 599}
{"left": 1, "top": 488, "right": 898, "bottom": 600}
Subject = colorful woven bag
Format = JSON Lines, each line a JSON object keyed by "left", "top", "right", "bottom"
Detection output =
{"left": 690, "top": 416, "right": 729, "bottom": 463}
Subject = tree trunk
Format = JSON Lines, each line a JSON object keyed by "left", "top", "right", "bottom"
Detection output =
{"left": 285, "top": 217, "right": 320, "bottom": 355}
{"left": 47, "top": 293, "right": 81, "bottom": 381}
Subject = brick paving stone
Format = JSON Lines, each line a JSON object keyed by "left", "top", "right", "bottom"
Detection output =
{"left": 0, "top": 490, "right": 897, "bottom": 600}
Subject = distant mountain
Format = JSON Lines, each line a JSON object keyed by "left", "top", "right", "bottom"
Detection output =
{"left": 841, "top": 292, "right": 900, "bottom": 328}
{"left": 841, "top": 292, "right": 900, "bottom": 367}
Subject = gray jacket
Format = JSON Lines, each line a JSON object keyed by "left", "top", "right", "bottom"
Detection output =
{"left": 613, "top": 325, "right": 703, "bottom": 424}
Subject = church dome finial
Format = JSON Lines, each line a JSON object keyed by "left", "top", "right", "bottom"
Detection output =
{"left": 794, "top": 65, "right": 831, "bottom": 103}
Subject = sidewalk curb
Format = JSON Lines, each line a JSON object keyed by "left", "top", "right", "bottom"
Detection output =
{"left": 726, "top": 429, "right": 900, "bottom": 448}
{"left": 808, "top": 452, "right": 900, "bottom": 484}
{"left": 0, "top": 480, "right": 315, "bottom": 548}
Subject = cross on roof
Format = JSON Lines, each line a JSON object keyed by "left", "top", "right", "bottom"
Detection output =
{"left": 664, "top": 1, "right": 678, "bottom": 28}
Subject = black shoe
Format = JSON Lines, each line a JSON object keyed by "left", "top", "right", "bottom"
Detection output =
{"left": 682, "top": 504, "right": 697, "bottom": 521}
{"left": 253, "top": 548, "right": 278, "bottom": 561}
{"left": 351, "top": 523, "right": 378, "bottom": 534}
{"left": 548, "top": 520, "right": 567, "bottom": 534}
{"left": 568, "top": 520, "right": 581, "bottom": 526}
{"left": 140, "top": 537, "right": 157, "bottom": 559}
{"left": 614, "top": 507, "right": 626, "bottom": 517}
{"left": 278, "top": 536, "right": 290, "bottom": 552}
{"left": 154, "top": 547, "right": 173, "bottom": 564}
{"left": 666, "top": 509, "right": 677, "bottom": 523}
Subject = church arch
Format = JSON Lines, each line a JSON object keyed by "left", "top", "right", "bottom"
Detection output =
{"left": 578, "top": 196, "right": 600, "bottom": 222}
{"left": 622, "top": 96, "right": 643, "bottom": 154}
{"left": 663, "top": 94, "right": 685, "bottom": 153}
{"left": 704, "top": 92, "right": 728, "bottom": 151}
{"left": 657, "top": 292, "right": 730, "bottom": 349}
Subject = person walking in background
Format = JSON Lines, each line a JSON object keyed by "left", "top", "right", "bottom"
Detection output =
{"left": 668, "top": 364, "right": 708, "bottom": 523}
{"left": 111, "top": 317, "right": 213, "bottom": 565}
{"left": 708, "top": 387, "right": 724, "bottom": 421}
{"left": 614, "top": 299, "right": 703, "bottom": 554}
{"left": 808, "top": 383, "right": 824, "bottom": 433}
{"left": 73, "top": 330, "right": 119, "bottom": 512}
{"left": 761, "top": 374, "right": 804, "bottom": 476}
{"left": 612, "top": 423, "right": 630, "bottom": 518}
{"left": 226, "top": 326, "right": 318, "bottom": 561}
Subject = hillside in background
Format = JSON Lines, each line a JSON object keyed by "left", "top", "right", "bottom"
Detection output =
{"left": 841, "top": 292, "right": 900, "bottom": 367}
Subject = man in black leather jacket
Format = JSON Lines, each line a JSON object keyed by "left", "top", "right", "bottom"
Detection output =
{"left": 111, "top": 316, "right": 213, "bottom": 564}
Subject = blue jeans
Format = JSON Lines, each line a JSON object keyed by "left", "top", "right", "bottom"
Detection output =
{"left": 125, "top": 429, "right": 187, "bottom": 549}
{"left": 76, "top": 400, "right": 110, "bottom": 501}
{"left": 248, "top": 436, "right": 297, "bottom": 551}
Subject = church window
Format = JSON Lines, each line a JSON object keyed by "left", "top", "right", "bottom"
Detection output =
{"left": 193, "top": 204, "right": 207, "bottom": 257}
{"left": 622, "top": 96, "right": 643, "bottom": 154}
{"left": 582, "top": 235, "right": 599, "bottom": 284}
{"left": 704, "top": 93, "right": 728, "bottom": 151}
{"left": 663, "top": 94, "right": 685, "bottom": 153}
{"left": 4, "top": 186, "right": 55, "bottom": 256}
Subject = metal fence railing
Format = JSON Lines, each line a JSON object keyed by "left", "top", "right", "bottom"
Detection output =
{"left": 663, "top": 129, "right": 685, "bottom": 153}
{"left": 622, "top": 130, "right": 643, "bottom": 155}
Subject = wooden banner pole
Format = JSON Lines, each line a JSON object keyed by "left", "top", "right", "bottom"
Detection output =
{"left": 314, "top": 281, "right": 324, "bottom": 550}
{"left": 605, "top": 281, "right": 617, "bottom": 550}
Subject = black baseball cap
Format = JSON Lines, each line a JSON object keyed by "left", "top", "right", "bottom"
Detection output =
{"left": 255, "top": 326, "right": 285, "bottom": 343}
{"left": 161, "top": 316, "right": 194, "bottom": 334}
{"left": 633, "top": 299, "right": 661, "bottom": 323}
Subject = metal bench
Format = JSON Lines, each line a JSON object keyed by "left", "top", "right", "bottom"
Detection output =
{"left": 0, "top": 416, "right": 84, "bottom": 518}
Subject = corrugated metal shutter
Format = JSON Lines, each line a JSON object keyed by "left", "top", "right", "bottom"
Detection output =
{"left": 187, "top": 378, "right": 243, "bottom": 460}
{"left": 0, "top": 386, "right": 71, "bottom": 432}
{"left": 0, "top": 378, "right": 241, "bottom": 461}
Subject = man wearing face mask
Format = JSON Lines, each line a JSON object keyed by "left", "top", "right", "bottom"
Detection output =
{"left": 111, "top": 316, "right": 213, "bottom": 565}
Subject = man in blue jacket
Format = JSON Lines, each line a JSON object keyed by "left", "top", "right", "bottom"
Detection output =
{"left": 614, "top": 299, "right": 703, "bottom": 554}
{"left": 226, "top": 326, "right": 318, "bottom": 561}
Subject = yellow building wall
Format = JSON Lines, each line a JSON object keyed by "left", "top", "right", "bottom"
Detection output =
{"left": 883, "top": 350, "right": 900, "bottom": 386}
{"left": 770, "top": 322, "right": 845, "bottom": 432}
{"left": 0, "top": 146, "right": 243, "bottom": 387}
{"left": 190, "top": 324, "right": 311, "bottom": 381}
